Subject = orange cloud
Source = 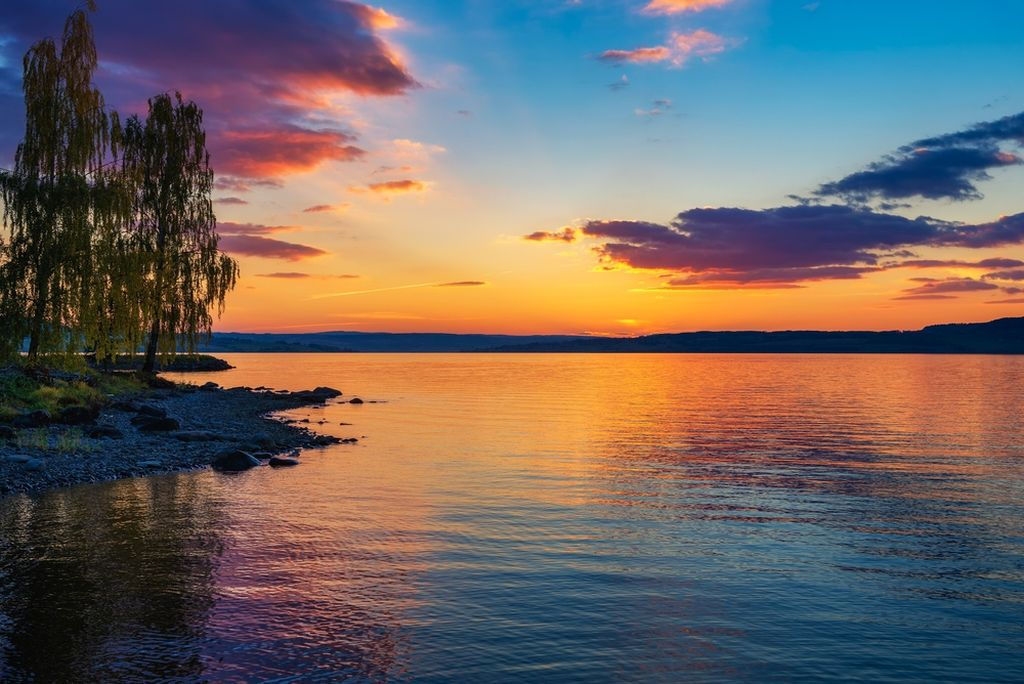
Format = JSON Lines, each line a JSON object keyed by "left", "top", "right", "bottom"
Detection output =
{"left": 351, "top": 179, "right": 428, "bottom": 196}
{"left": 302, "top": 204, "right": 350, "bottom": 213}
{"left": 524, "top": 228, "right": 578, "bottom": 242}
{"left": 643, "top": 0, "right": 734, "bottom": 15}
{"left": 599, "top": 46, "right": 672, "bottom": 64}
{"left": 599, "top": 30, "right": 736, "bottom": 67}
{"left": 218, "top": 127, "right": 364, "bottom": 178}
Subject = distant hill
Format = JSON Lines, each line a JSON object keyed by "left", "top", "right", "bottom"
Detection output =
{"left": 482, "top": 317, "right": 1024, "bottom": 354}
{"left": 201, "top": 317, "right": 1024, "bottom": 354}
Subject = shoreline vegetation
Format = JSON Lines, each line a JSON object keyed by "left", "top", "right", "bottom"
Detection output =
{"left": 0, "top": 362, "right": 356, "bottom": 500}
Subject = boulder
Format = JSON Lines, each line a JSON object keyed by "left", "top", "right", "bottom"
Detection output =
{"left": 58, "top": 404, "right": 99, "bottom": 425}
{"left": 12, "top": 410, "right": 50, "bottom": 428}
{"left": 132, "top": 416, "right": 181, "bottom": 432}
{"left": 275, "top": 386, "right": 342, "bottom": 403}
{"left": 211, "top": 449, "right": 262, "bottom": 472}
{"left": 269, "top": 456, "right": 300, "bottom": 467}
{"left": 87, "top": 425, "right": 124, "bottom": 439}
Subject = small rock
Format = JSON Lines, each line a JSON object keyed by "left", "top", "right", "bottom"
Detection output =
{"left": 309, "top": 434, "right": 342, "bottom": 447}
{"left": 199, "top": 381, "right": 220, "bottom": 391}
{"left": 269, "top": 456, "right": 300, "bottom": 467}
{"left": 59, "top": 404, "right": 99, "bottom": 425}
{"left": 173, "top": 430, "right": 223, "bottom": 442}
{"left": 339, "top": 437, "right": 359, "bottom": 444}
{"left": 348, "top": 397, "right": 364, "bottom": 405}
{"left": 212, "top": 449, "right": 262, "bottom": 472}
{"left": 132, "top": 416, "right": 181, "bottom": 432}
{"left": 134, "top": 404, "right": 167, "bottom": 418}
{"left": 251, "top": 433, "right": 277, "bottom": 449}
{"left": 87, "top": 425, "right": 124, "bottom": 439}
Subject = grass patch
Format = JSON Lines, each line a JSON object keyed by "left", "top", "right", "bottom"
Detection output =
{"left": 0, "top": 362, "right": 148, "bottom": 420}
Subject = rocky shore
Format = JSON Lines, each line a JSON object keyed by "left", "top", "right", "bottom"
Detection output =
{"left": 0, "top": 382, "right": 356, "bottom": 499}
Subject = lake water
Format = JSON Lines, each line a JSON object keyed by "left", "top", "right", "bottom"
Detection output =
{"left": 2, "top": 353, "right": 1024, "bottom": 682}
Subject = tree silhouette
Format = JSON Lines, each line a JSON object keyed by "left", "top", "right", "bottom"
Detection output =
{"left": 0, "top": 4, "right": 113, "bottom": 362}
{"left": 118, "top": 93, "right": 238, "bottom": 374}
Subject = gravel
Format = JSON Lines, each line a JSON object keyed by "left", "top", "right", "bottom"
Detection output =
{"left": 0, "top": 383, "right": 354, "bottom": 499}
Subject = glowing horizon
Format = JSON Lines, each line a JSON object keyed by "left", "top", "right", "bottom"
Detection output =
{"left": 1, "top": 1, "right": 1023, "bottom": 335}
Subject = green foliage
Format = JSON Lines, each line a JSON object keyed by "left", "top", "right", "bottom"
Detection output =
{"left": 0, "top": 7, "right": 114, "bottom": 362}
{"left": 0, "top": 9, "right": 237, "bottom": 370}
{"left": 119, "top": 92, "right": 238, "bottom": 373}
{"left": 0, "top": 363, "right": 145, "bottom": 418}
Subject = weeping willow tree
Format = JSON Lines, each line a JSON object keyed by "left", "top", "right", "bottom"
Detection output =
{"left": 0, "top": 3, "right": 114, "bottom": 363}
{"left": 119, "top": 93, "right": 238, "bottom": 374}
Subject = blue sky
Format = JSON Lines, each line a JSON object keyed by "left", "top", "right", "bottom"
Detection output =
{"left": 2, "top": 1, "right": 1023, "bottom": 333}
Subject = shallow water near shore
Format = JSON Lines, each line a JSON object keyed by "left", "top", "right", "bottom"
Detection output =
{"left": 2, "top": 353, "right": 1024, "bottom": 681}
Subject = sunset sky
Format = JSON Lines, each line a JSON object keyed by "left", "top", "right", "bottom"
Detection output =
{"left": 2, "top": 0, "right": 1023, "bottom": 335}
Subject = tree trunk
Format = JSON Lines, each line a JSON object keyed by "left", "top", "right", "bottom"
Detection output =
{"left": 142, "top": 316, "right": 159, "bottom": 373}
{"left": 27, "top": 272, "right": 49, "bottom": 362}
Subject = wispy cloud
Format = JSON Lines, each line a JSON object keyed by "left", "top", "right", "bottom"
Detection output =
{"left": 350, "top": 179, "right": 428, "bottom": 196}
{"left": 642, "top": 0, "right": 735, "bottom": 15}
{"left": 218, "top": 222, "right": 326, "bottom": 261}
{"left": 302, "top": 203, "right": 349, "bottom": 213}
{"left": 314, "top": 279, "right": 483, "bottom": 299}
{"left": 599, "top": 30, "right": 737, "bottom": 67}
{"left": 523, "top": 228, "right": 578, "bottom": 242}
{"left": 214, "top": 196, "right": 249, "bottom": 206}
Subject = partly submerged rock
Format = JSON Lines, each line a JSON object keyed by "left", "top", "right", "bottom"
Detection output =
{"left": 268, "top": 456, "right": 300, "bottom": 467}
{"left": 211, "top": 449, "right": 262, "bottom": 472}
{"left": 348, "top": 397, "right": 364, "bottom": 405}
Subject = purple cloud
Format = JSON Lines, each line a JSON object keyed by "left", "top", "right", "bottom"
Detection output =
{"left": 817, "top": 111, "right": 1024, "bottom": 203}
{"left": 0, "top": 1, "right": 418, "bottom": 179}
{"left": 528, "top": 205, "right": 1024, "bottom": 288}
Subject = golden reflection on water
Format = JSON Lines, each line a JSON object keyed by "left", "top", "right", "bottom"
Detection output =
{"left": 2, "top": 353, "right": 1022, "bottom": 681}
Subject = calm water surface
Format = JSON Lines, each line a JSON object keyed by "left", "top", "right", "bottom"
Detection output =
{"left": 2, "top": 354, "right": 1024, "bottom": 682}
